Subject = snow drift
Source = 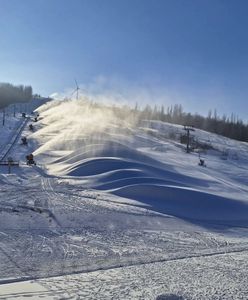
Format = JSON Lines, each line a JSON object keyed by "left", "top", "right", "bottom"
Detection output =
{"left": 33, "top": 98, "right": 248, "bottom": 224}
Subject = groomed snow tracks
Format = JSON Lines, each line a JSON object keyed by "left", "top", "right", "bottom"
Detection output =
{"left": 0, "top": 117, "right": 29, "bottom": 161}
{"left": 0, "top": 247, "right": 247, "bottom": 286}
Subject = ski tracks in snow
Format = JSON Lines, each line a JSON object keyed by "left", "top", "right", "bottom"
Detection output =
{"left": 12, "top": 249, "right": 248, "bottom": 300}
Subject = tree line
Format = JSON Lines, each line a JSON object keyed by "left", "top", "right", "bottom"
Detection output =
{"left": 136, "top": 103, "right": 248, "bottom": 142}
{"left": 0, "top": 82, "right": 33, "bottom": 109}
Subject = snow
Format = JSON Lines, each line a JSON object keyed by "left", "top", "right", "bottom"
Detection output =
{"left": 0, "top": 98, "right": 248, "bottom": 299}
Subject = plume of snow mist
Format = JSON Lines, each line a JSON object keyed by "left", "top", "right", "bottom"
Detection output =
{"left": 33, "top": 97, "right": 139, "bottom": 156}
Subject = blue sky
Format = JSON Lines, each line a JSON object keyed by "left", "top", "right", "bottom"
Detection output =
{"left": 1, "top": 0, "right": 248, "bottom": 121}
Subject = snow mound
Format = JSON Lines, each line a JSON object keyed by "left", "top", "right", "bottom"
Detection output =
{"left": 110, "top": 184, "right": 248, "bottom": 222}
{"left": 33, "top": 99, "right": 248, "bottom": 224}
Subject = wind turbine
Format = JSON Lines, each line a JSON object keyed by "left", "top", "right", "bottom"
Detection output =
{"left": 71, "top": 79, "right": 80, "bottom": 100}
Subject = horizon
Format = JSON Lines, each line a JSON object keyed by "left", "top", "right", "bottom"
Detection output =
{"left": 1, "top": 0, "right": 248, "bottom": 122}
{"left": 1, "top": 81, "right": 248, "bottom": 125}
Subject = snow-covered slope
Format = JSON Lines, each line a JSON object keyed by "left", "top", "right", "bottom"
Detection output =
{"left": 33, "top": 99, "right": 248, "bottom": 225}
{"left": 1, "top": 98, "right": 248, "bottom": 299}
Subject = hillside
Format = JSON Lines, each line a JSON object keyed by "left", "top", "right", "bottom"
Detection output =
{"left": 0, "top": 99, "right": 248, "bottom": 299}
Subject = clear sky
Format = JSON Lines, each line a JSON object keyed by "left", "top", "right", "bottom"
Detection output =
{"left": 1, "top": 0, "right": 248, "bottom": 121}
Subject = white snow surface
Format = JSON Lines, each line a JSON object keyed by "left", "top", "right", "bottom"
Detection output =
{"left": 0, "top": 99, "right": 248, "bottom": 299}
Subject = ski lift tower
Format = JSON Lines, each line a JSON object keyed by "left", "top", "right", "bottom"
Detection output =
{"left": 183, "top": 125, "right": 195, "bottom": 153}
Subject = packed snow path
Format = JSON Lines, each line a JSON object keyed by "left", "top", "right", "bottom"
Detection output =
{"left": 1, "top": 100, "right": 248, "bottom": 299}
{"left": 0, "top": 117, "right": 29, "bottom": 161}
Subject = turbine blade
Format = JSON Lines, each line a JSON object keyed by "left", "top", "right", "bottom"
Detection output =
{"left": 74, "top": 78, "right": 79, "bottom": 89}
{"left": 71, "top": 88, "right": 77, "bottom": 96}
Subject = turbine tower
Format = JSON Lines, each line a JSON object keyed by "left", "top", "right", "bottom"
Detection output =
{"left": 72, "top": 79, "right": 80, "bottom": 100}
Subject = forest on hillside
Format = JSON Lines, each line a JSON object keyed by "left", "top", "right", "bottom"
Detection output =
{"left": 0, "top": 82, "right": 32, "bottom": 109}
{"left": 136, "top": 103, "right": 248, "bottom": 142}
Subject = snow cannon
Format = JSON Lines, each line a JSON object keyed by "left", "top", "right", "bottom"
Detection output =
{"left": 198, "top": 158, "right": 206, "bottom": 167}
{"left": 26, "top": 153, "right": 36, "bottom": 165}
{"left": 21, "top": 137, "right": 27, "bottom": 145}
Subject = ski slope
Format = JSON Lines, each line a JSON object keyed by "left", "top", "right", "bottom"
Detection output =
{"left": 0, "top": 99, "right": 248, "bottom": 299}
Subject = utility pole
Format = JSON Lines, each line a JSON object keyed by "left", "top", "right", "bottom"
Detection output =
{"left": 2, "top": 108, "right": 5, "bottom": 126}
{"left": 183, "top": 125, "right": 195, "bottom": 153}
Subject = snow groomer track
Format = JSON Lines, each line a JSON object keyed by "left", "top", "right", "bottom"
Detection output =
{"left": 0, "top": 117, "right": 29, "bottom": 162}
